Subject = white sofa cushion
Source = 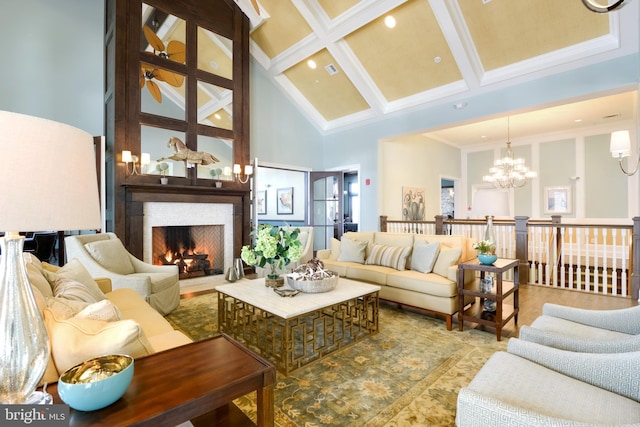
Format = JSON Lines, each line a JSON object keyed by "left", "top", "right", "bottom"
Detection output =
{"left": 338, "top": 238, "right": 368, "bottom": 263}
{"left": 365, "top": 244, "right": 411, "bottom": 270}
{"left": 84, "top": 239, "right": 136, "bottom": 275}
{"left": 410, "top": 241, "right": 440, "bottom": 273}
{"left": 44, "top": 307, "right": 153, "bottom": 374}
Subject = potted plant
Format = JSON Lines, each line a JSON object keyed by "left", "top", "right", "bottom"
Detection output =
{"left": 209, "top": 167, "right": 223, "bottom": 187}
{"left": 473, "top": 240, "right": 497, "bottom": 265}
{"left": 241, "top": 224, "right": 303, "bottom": 287}
{"left": 156, "top": 162, "right": 169, "bottom": 184}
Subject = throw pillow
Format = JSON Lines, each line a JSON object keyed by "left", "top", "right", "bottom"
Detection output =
{"left": 329, "top": 238, "right": 341, "bottom": 261}
{"left": 76, "top": 299, "right": 122, "bottom": 322}
{"left": 47, "top": 297, "right": 91, "bottom": 319}
{"left": 43, "top": 308, "right": 153, "bottom": 374}
{"left": 43, "top": 259, "right": 106, "bottom": 302}
{"left": 433, "top": 247, "right": 462, "bottom": 277}
{"left": 365, "top": 244, "right": 412, "bottom": 270}
{"left": 53, "top": 278, "right": 100, "bottom": 304}
{"left": 337, "top": 238, "right": 368, "bottom": 263}
{"left": 411, "top": 241, "right": 440, "bottom": 273}
{"left": 25, "top": 263, "right": 54, "bottom": 298}
{"left": 84, "top": 239, "right": 136, "bottom": 275}
{"left": 47, "top": 298, "right": 121, "bottom": 322}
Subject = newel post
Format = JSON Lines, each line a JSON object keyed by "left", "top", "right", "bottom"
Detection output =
{"left": 515, "top": 216, "right": 530, "bottom": 285}
{"left": 633, "top": 217, "right": 640, "bottom": 300}
{"left": 380, "top": 216, "right": 388, "bottom": 232}
{"left": 435, "top": 215, "right": 445, "bottom": 235}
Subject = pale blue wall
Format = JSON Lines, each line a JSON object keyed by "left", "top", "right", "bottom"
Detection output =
{"left": 585, "top": 134, "right": 628, "bottom": 218}
{"left": 250, "top": 62, "right": 323, "bottom": 170}
{"left": 540, "top": 139, "right": 576, "bottom": 218}
{"left": 0, "top": 0, "right": 104, "bottom": 135}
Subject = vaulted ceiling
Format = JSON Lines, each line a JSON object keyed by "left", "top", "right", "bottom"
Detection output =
{"left": 237, "top": 0, "right": 638, "bottom": 140}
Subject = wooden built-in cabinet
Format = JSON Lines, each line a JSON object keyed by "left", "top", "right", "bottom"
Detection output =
{"left": 104, "top": 0, "right": 251, "bottom": 259}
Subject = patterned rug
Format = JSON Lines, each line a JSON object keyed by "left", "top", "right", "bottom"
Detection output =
{"left": 165, "top": 292, "right": 507, "bottom": 426}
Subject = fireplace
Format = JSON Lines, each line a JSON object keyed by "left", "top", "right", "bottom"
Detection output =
{"left": 142, "top": 201, "right": 235, "bottom": 281}
{"left": 152, "top": 225, "right": 224, "bottom": 279}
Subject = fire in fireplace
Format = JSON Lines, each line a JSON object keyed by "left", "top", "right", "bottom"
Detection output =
{"left": 152, "top": 225, "right": 224, "bottom": 279}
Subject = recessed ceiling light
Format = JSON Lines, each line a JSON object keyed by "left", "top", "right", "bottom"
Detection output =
{"left": 434, "top": 56, "right": 442, "bottom": 63}
{"left": 384, "top": 15, "right": 396, "bottom": 28}
{"left": 453, "top": 102, "right": 467, "bottom": 110}
{"left": 214, "top": 113, "right": 221, "bottom": 120}
{"left": 574, "top": 119, "right": 582, "bottom": 123}
{"left": 307, "top": 59, "right": 317, "bottom": 69}
{"left": 209, "top": 60, "right": 218, "bottom": 69}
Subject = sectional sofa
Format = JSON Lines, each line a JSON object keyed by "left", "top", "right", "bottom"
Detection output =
{"left": 317, "top": 231, "right": 477, "bottom": 330}
{"left": 24, "top": 253, "right": 192, "bottom": 387}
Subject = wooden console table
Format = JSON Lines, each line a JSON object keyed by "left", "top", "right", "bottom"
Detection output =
{"left": 47, "top": 334, "right": 275, "bottom": 427}
{"left": 457, "top": 258, "right": 519, "bottom": 341}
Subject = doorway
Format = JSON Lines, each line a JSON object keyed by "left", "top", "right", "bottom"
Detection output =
{"left": 441, "top": 178, "right": 455, "bottom": 219}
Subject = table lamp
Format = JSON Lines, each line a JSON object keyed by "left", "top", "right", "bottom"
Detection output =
{"left": 0, "top": 111, "right": 102, "bottom": 403}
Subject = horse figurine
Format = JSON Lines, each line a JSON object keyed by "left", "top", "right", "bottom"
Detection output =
{"left": 157, "top": 137, "right": 220, "bottom": 165}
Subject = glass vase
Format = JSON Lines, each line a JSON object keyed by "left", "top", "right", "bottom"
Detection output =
{"left": 264, "top": 263, "right": 284, "bottom": 288}
{"left": 0, "top": 234, "right": 50, "bottom": 403}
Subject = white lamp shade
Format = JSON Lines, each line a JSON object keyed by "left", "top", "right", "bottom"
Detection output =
{"left": 472, "top": 188, "right": 510, "bottom": 219}
{"left": 0, "top": 111, "right": 102, "bottom": 231}
{"left": 121, "top": 150, "right": 132, "bottom": 163}
{"left": 140, "top": 153, "right": 151, "bottom": 165}
{"left": 610, "top": 130, "right": 631, "bottom": 158}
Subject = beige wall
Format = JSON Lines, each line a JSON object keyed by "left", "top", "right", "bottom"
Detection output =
{"left": 379, "top": 135, "right": 461, "bottom": 222}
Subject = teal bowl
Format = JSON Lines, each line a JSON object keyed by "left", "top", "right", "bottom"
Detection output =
{"left": 58, "top": 354, "right": 134, "bottom": 411}
{"left": 478, "top": 254, "right": 498, "bottom": 265}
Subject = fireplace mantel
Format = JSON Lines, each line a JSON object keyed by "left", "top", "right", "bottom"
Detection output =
{"left": 122, "top": 184, "right": 250, "bottom": 261}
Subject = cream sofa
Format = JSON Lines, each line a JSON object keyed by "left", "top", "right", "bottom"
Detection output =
{"left": 317, "top": 232, "right": 477, "bottom": 330}
{"left": 24, "top": 254, "right": 192, "bottom": 387}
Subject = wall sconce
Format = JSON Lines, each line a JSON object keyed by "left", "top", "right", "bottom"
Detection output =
{"left": 610, "top": 130, "right": 639, "bottom": 176}
{"left": 233, "top": 163, "right": 253, "bottom": 184}
{"left": 122, "top": 151, "right": 150, "bottom": 175}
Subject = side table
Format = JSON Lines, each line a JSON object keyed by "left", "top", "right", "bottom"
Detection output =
{"left": 457, "top": 258, "right": 519, "bottom": 341}
{"left": 47, "top": 334, "right": 275, "bottom": 427}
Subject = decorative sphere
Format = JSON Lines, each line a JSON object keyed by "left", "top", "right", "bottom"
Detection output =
{"left": 58, "top": 354, "right": 134, "bottom": 411}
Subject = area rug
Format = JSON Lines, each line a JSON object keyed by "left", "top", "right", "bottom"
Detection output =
{"left": 165, "top": 292, "right": 507, "bottom": 426}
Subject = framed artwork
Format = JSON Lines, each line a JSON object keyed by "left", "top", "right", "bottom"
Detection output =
{"left": 402, "top": 187, "right": 425, "bottom": 221}
{"left": 544, "top": 186, "right": 572, "bottom": 214}
{"left": 277, "top": 187, "right": 294, "bottom": 215}
{"left": 256, "top": 190, "right": 266, "bottom": 215}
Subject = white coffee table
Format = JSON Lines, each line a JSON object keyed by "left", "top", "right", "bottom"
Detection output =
{"left": 216, "top": 277, "right": 380, "bottom": 375}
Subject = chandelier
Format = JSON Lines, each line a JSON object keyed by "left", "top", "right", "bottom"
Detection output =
{"left": 482, "top": 118, "right": 537, "bottom": 189}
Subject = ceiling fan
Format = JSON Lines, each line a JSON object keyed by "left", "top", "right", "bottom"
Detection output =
{"left": 581, "top": 0, "right": 627, "bottom": 12}
{"left": 140, "top": 65, "right": 184, "bottom": 104}
{"left": 141, "top": 25, "right": 186, "bottom": 103}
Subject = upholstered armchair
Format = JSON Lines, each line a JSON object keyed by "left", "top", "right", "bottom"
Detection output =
{"left": 519, "top": 303, "right": 640, "bottom": 353}
{"left": 254, "top": 226, "right": 314, "bottom": 278}
{"left": 65, "top": 233, "right": 180, "bottom": 315}
{"left": 456, "top": 339, "right": 640, "bottom": 426}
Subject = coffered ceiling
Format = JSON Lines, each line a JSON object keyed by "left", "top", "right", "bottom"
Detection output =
{"left": 237, "top": 0, "right": 639, "bottom": 138}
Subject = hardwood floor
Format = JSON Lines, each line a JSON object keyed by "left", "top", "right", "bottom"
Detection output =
{"left": 462, "top": 283, "right": 638, "bottom": 339}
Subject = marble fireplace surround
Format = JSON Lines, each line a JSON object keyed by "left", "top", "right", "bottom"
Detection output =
{"left": 143, "top": 202, "right": 234, "bottom": 274}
